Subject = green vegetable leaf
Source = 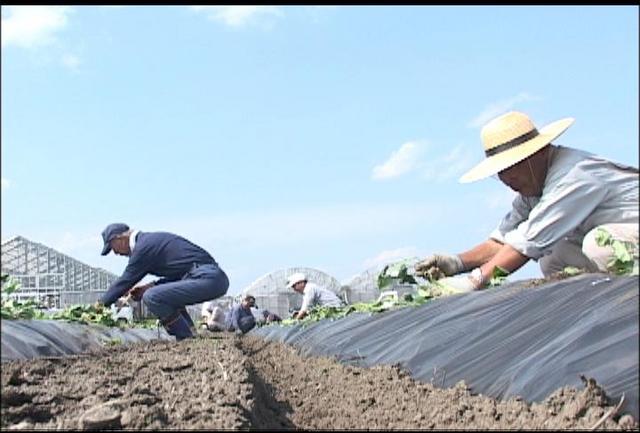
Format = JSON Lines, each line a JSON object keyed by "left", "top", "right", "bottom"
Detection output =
{"left": 488, "top": 266, "right": 510, "bottom": 287}
{"left": 561, "top": 266, "right": 583, "bottom": 276}
{"left": 377, "top": 260, "right": 417, "bottom": 290}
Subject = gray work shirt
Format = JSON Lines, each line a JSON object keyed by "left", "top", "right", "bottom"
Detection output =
{"left": 490, "top": 145, "right": 639, "bottom": 259}
{"left": 300, "top": 282, "right": 344, "bottom": 312}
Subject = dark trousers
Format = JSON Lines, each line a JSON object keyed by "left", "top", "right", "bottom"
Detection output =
{"left": 142, "top": 264, "right": 229, "bottom": 322}
{"left": 237, "top": 315, "right": 256, "bottom": 333}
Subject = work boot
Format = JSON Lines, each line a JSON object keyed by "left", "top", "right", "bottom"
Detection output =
{"left": 161, "top": 313, "right": 194, "bottom": 341}
{"left": 179, "top": 308, "right": 197, "bottom": 334}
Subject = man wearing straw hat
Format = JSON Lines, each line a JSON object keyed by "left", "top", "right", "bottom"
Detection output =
{"left": 415, "top": 111, "right": 639, "bottom": 292}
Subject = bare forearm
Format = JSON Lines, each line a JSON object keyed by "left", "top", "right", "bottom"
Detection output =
{"left": 482, "top": 243, "right": 529, "bottom": 273}
{"left": 458, "top": 239, "right": 504, "bottom": 270}
{"left": 476, "top": 243, "right": 530, "bottom": 286}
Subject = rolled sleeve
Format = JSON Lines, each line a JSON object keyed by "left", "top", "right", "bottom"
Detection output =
{"left": 490, "top": 195, "right": 533, "bottom": 244}
{"left": 503, "top": 174, "right": 607, "bottom": 259}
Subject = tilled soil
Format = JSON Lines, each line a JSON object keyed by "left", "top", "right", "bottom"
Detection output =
{"left": 1, "top": 333, "right": 637, "bottom": 430}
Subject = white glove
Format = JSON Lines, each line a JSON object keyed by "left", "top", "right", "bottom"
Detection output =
{"left": 415, "top": 254, "right": 464, "bottom": 277}
{"left": 437, "top": 275, "right": 478, "bottom": 294}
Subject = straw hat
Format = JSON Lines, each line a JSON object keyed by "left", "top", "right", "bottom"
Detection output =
{"left": 459, "top": 111, "right": 574, "bottom": 183}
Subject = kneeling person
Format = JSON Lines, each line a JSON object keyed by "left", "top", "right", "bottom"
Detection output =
{"left": 201, "top": 300, "right": 227, "bottom": 332}
{"left": 225, "top": 295, "right": 257, "bottom": 334}
{"left": 287, "top": 273, "right": 344, "bottom": 320}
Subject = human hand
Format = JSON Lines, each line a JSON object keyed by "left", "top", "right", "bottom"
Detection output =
{"left": 415, "top": 254, "right": 464, "bottom": 279}
{"left": 129, "top": 282, "right": 154, "bottom": 301}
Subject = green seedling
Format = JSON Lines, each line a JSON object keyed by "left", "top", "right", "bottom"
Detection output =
{"left": 377, "top": 260, "right": 418, "bottom": 290}
{"left": 488, "top": 266, "right": 510, "bottom": 287}
{"left": 1, "top": 274, "right": 47, "bottom": 320}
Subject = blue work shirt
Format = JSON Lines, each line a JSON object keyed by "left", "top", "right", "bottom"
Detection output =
{"left": 225, "top": 304, "right": 256, "bottom": 333}
{"left": 100, "top": 231, "right": 218, "bottom": 306}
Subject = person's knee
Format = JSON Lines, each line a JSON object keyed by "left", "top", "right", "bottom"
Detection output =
{"left": 142, "top": 287, "right": 162, "bottom": 310}
{"left": 582, "top": 225, "right": 639, "bottom": 273}
{"left": 539, "top": 253, "right": 557, "bottom": 278}
{"left": 214, "top": 270, "right": 230, "bottom": 297}
{"left": 582, "top": 229, "right": 609, "bottom": 272}
{"left": 238, "top": 317, "right": 256, "bottom": 333}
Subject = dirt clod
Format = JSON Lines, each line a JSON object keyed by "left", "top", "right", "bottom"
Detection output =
{"left": 78, "top": 403, "right": 122, "bottom": 430}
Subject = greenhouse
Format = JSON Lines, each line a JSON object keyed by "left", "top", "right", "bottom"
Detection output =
{"left": 1, "top": 235, "right": 117, "bottom": 308}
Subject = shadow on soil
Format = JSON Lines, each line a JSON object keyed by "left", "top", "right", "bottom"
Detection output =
{"left": 235, "top": 337, "right": 297, "bottom": 430}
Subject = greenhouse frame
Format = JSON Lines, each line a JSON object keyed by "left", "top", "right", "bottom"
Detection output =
{"left": 1, "top": 235, "right": 117, "bottom": 308}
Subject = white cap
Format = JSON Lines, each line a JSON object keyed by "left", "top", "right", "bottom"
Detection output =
{"left": 286, "top": 272, "right": 307, "bottom": 289}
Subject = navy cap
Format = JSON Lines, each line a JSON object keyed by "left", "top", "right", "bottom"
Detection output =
{"left": 101, "top": 223, "right": 130, "bottom": 256}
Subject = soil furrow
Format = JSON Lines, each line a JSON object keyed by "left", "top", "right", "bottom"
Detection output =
{"left": 1, "top": 333, "right": 636, "bottom": 430}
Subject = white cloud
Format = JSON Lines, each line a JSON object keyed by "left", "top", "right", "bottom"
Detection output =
{"left": 61, "top": 53, "right": 81, "bottom": 71}
{"left": 362, "top": 247, "right": 420, "bottom": 270}
{"left": 421, "top": 144, "right": 477, "bottom": 183}
{"left": 1, "top": 6, "right": 72, "bottom": 48}
{"left": 468, "top": 92, "right": 542, "bottom": 129}
{"left": 1, "top": 178, "right": 10, "bottom": 190}
{"left": 372, "top": 140, "right": 427, "bottom": 180}
{"left": 189, "top": 6, "right": 282, "bottom": 28}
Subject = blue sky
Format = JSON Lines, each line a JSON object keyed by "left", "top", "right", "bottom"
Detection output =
{"left": 2, "top": 6, "right": 638, "bottom": 295}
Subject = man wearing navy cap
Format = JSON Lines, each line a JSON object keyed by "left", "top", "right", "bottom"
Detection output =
{"left": 97, "top": 223, "right": 229, "bottom": 340}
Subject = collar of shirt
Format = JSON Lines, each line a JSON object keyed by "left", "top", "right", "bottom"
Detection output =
{"left": 129, "top": 230, "right": 140, "bottom": 252}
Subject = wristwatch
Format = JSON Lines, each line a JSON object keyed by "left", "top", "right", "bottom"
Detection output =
{"left": 470, "top": 267, "right": 484, "bottom": 288}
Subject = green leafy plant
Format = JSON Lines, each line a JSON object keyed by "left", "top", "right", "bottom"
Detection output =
{"left": 377, "top": 260, "right": 418, "bottom": 290}
{"left": 1, "top": 273, "right": 159, "bottom": 330}
{"left": 1, "top": 274, "right": 47, "bottom": 320}
{"left": 279, "top": 292, "right": 434, "bottom": 327}
{"left": 561, "top": 266, "right": 583, "bottom": 276}
{"left": 488, "top": 266, "right": 510, "bottom": 287}
{"left": 49, "top": 304, "right": 118, "bottom": 327}
{"left": 595, "top": 228, "right": 639, "bottom": 275}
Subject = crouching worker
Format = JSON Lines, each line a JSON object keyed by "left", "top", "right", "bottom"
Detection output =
{"left": 415, "top": 111, "right": 638, "bottom": 291}
{"left": 96, "top": 223, "right": 229, "bottom": 341}
{"left": 201, "top": 300, "right": 227, "bottom": 332}
{"left": 287, "top": 273, "right": 344, "bottom": 320}
{"left": 225, "top": 295, "right": 257, "bottom": 335}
